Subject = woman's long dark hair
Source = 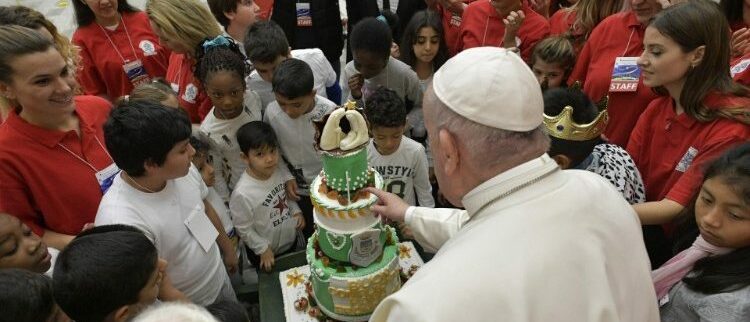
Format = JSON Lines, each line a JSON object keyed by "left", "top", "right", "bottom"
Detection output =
{"left": 72, "top": 0, "right": 138, "bottom": 27}
{"left": 399, "top": 10, "right": 448, "bottom": 72}
{"left": 720, "top": 0, "right": 744, "bottom": 26}
{"left": 672, "top": 142, "right": 750, "bottom": 294}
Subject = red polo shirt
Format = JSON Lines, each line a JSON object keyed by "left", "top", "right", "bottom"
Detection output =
{"left": 73, "top": 11, "right": 170, "bottom": 100}
{"left": 568, "top": 11, "right": 657, "bottom": 147}
{"left": 165, "top": 53, "right": 211, "bottom": 123}
{"left": 458, "top": 2, "right": 550, "bottom": 62}
{"left": 626, "top": 93, "right": 750, "bottom": 205}
{"left": 0, "top": 96, "right": 113, "bottom": 236}
{"left": 437, "top": 1, "right": 477, "bottom": 57}
{"left": 731, "top": 53, "right": 750, "bottom": 86}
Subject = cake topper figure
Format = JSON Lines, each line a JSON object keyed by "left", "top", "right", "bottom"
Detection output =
{"left": 319, "top": 101, "right": 370, "bottom": 151}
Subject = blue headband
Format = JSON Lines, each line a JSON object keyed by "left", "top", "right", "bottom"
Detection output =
{"left": 376, "top": 15, "right": 388, "bottom": 24}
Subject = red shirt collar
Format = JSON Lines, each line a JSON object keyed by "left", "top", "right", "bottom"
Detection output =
{"left": 5, "top": 106, "right": 97, "bottom": 148}
{"left": 624, "top": 11, "right": 643, "bottom": 29}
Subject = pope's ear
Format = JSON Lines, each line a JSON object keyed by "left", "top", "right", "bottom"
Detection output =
{"left": 437, "top": 128, "right": 459, "bottom": 176}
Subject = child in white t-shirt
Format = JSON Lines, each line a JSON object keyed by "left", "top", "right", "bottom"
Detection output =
{"left": 230, "top": 121, "right": 305, "bottom": 272}
{"left": 96, "top": 100, "right": 236, "bottom": 305}
{"left": 196, "top": 37, "right": 263, "bottom": 202}
{"left": 263, "top": 58, "right": 337, "bottom": 238}
{"left": 364, "top": 87, "right": 434, "bottom": 208}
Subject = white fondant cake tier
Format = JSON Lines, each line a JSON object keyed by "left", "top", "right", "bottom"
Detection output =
{"left": 310, "top": 169, "right": 383, "bottom": 233}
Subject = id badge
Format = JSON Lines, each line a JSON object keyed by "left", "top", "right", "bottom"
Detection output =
{"left": 610, "top": 57, "right": 640, "bottom": 93}
{"left": 123, "top": 59, "right": 151, "bottom": 87}
{"left": 296, "top": 2, "right": 312, "bottom": 27}
{"left": 95, "top": 163, "right": 120, "bottom": 194}
{"left": 184, "top": 206, "right": 219, "bottom": 253}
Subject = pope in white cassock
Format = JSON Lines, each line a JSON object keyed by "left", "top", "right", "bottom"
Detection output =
{"left": 366, "top": 47, "right": 660, "bottom": 322}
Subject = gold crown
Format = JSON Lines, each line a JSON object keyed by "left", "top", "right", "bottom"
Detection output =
{"left": 544, "top": 103, "right": 609, "bottom": 141}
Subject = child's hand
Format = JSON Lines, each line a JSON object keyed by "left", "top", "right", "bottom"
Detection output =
{"left": 223, "top": 251, "right": 239, "bottom": 274}
{"left": 293, "top": 212, "right": 306, "bottom": 231}
{"left": 349, "top": 74, "right": 364, "bottom": 99}
{"left": 286, "top": 179, "right": 300, "bottom": 201}
{"left": 260, "top": 247, "right": 275, "bottom": 272}
{"left": 503, "top": 10, "right": 525, "bottom": 48}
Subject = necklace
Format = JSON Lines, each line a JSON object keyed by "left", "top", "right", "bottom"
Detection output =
{"left": 124, "top": 172, "right": 157, "bottom": 193}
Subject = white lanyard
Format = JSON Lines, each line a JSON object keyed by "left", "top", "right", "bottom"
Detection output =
{"left": 621, "top": 28, "right": 636, "bottom": 57}
{"left": 57, "top": 136, "right": 113, "bottom": 173}
{"left": 97, "top": 15, "right": 139, "bottom": 64}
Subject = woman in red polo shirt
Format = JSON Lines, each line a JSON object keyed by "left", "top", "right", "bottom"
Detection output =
{"left": 568, "top": 0, "right": 666, "bottom": 147}
{"left": 458, "top": 0, "right": 550, "bottom": 62}
{"left": 72, "top": 0, "right": 170, "bottom": 101}
{"left": 627, "top": 1, "right": 750, "bottom": 263}
{"left": 0, "top": 26, "right": 114, "bottom": 250}
{"left": 146, "top": 0, "right": 223, "bottom": 123}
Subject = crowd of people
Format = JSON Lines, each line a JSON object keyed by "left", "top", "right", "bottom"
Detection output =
{"left": 0, "top": 0, "right": 749, "bottom": 321}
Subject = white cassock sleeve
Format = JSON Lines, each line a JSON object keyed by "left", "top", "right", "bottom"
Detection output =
{"left": 404, "top": 207, "right": 469, "bottom": 253}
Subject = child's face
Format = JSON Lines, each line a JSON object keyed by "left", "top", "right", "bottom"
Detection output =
{"left": 151, "top": 139, "right": 195, "bottom": 180}
{"left": 135, "top": 258, "right": 167, "bottom": 309}
{"left": 243, "top": 145, "right": 279, "bottom": 179}
{"left": 532, "top": 60, "right": 566, "bottom": 90}
{"left": 192, "top": 152, "right": 215, "bottom": 187}
{"left": 353, "top": 50, "right": 388, "bottom": 79}
{"left": 371, "top": 126, "right": 404, "bottom": 156}
{"left": 229, "top": 0, "right": 260, "bottom": 31}
{"left": 205, "top": 70, "right": 245, "bottom": 118}
{"left": 275, "top": 92, "right": 316, "bottom": 119}
{"left": 413, "top": 27, "right": 440, "bottom": 65}
{"left": 0, "top": 214, "right": 51, "bottom": 273}
{"left": 253, "top": 55, "right": 287, "bottom": 83}
{"left": 695, "top": 177, "right": 750, "bottom": 248}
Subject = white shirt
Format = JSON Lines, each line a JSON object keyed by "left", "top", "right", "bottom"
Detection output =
{"left": 199, "top": 90, "right": 263, "bottom": 201}
{"left": 371, "top": 155, "right": 659, "bottom": 322}
{"left": 368, "top": 137, "right": 433, "bottom": 207}
{"left": 264, "top": 95, "right": 337, "bottom": 195}
{"left": 95, "top": 166, "right": 226, "bottom": 306}
{"left": 230, "top": 168, "right": 301, "bottom": 255}
{"left": 341, "top": 56, "right": 422, "bottom": 110}
{"left": 246, "top": 48, "right": 338, "bottom": 110}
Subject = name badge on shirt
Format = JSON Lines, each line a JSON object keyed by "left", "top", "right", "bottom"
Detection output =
{"left": 676, "top": 146, "right": 698, "bottom": 173}
{"left": 184, "top": 206, "right": 219, "bottom": 253}
{"left": 95, "top": 163, "right": 121, "bottom": 194}
{"left": 123, "top": 59, "right": 151, "bottom": 88}
{"left": 610, "top": 57, "right": 641, "bottom": 93}
{"left": 296, "top": 3, "right": 313, "bottom": 27}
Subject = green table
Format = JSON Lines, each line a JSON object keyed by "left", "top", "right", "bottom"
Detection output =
{"left": 258, "top": 244, "right": 434, "bottom": 322}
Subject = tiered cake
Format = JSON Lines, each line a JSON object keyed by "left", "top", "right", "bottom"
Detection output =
{"left": 306, "top": 103, "right": 401, "bottom": 321}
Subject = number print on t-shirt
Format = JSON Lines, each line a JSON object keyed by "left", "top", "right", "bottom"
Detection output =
{"left": 385, "top": 180, "right": 406, "bottom": 199}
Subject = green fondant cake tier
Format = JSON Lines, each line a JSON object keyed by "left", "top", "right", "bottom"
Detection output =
{"left": 315, "top": 218, "right": 388, "bottom": 263}
{"left": 307, "top": 228, "right": 401, "bottom": 321}
{"left": 322, "top": 147, "right": 369, "bottom": 193}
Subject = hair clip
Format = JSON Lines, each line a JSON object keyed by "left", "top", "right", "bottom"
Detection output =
{"left": 202, "top": 35, "right": 232, "bottom": 51}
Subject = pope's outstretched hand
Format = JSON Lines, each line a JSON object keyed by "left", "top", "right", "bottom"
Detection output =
{"left": 366, "top": 187, "right": 409, "bottom": 223}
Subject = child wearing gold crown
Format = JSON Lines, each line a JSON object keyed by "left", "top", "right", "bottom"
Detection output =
{"left": 543, "top": 87, "right": 645, "bottom": 205}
